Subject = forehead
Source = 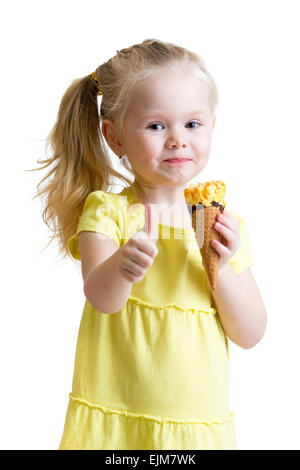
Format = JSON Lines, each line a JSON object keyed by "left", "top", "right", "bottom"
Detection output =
{"left": 127, "top": 65, "right": 212, "bottom": 116}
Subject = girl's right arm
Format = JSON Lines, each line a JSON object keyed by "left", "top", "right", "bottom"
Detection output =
{"left": 80, "top": 204, "right": 158, "bottom": 314}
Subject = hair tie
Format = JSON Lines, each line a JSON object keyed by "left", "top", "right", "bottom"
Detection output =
{"left": 90, "top": 71, "right": 103, "bottom": 96}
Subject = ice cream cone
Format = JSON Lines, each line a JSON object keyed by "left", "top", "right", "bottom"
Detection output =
{"left": 184, "top": 180, "right": 226, "bottom": 291}
{"left": 191, "top": 204, "right": 223, "bottom": 291}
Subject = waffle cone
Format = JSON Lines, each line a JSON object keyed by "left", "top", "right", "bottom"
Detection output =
{"left": 191, "top": 205, "right": 222, "bottom": 291}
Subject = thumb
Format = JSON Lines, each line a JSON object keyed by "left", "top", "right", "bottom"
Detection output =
{"left": 141, "top": 203, "right": 159, "bottom": 242}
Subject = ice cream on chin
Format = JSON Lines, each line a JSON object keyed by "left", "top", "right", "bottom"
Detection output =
{"left": 184, "top": 181, "right": 227, "bottom": 291}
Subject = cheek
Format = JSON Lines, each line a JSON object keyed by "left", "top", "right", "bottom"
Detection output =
{"left": 135, "top": 136, "right": 160, "bottom": 158}
{"left": 142, "top": 135, "right": 159, "bottom": 150}
{"left": 195, "top": 134, "right": 212, "bottom": 155}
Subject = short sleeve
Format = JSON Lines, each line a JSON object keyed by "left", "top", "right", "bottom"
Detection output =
{"left": 68, "top": 191, "right": 123, "bottom": 261}
{"left": 228, "top": 210, "right": 254, "bottom": 274}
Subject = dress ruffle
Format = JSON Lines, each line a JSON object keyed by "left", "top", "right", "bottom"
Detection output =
{"left": 58, "top": 394, "right": 237, "bottom": 450}
{"left": 68, "top": 393, "right": 234, "bottom": 425}
{"left": 128, "top": 295, "right": 217, "bottom": 315}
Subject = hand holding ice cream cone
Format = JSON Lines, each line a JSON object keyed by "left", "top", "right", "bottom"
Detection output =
{"left": 211, "top": 208, "right": 241, "bottom": 272}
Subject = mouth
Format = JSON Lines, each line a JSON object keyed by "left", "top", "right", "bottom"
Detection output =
{"left": 163, "top": 158, "right": 192, "bottom": 164}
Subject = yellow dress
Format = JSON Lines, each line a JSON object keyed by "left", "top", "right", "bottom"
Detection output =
{"left": 58, "top": 186, "right": 253, "bottom": 450}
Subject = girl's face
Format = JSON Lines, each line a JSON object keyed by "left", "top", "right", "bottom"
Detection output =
{"left": 111, "top": 64, "right": 215, "bottom": 190}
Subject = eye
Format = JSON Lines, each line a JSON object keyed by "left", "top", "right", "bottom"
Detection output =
{"left": 147, "top": 123, "right": 164, "bottom": 130}
{"left": 186, "top": 121, "right": 201, "bottom": 128}
{"left": 146, "top": 121, "right": 202, "bottom": 130}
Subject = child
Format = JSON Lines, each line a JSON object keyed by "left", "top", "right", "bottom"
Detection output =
{"left": 34, "top": 39, "right": 267, "bottom": 450}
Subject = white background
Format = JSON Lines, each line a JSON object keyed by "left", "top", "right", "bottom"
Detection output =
{"left": 1, "top": 0, "right": 299, "bottom": 450}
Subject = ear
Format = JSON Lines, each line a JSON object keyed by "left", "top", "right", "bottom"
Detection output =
{"left": 101, "top": 119, "right": 124, "bottom": 157}
{"left": 212, "top": 114, "right": 216, "bottom": 129}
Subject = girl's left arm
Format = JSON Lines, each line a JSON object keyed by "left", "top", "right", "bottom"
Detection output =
{"left": 210, "top": 210, "right": 268, "bottom": 349}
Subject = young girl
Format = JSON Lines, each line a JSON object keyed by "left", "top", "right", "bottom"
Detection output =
{"left": 34, "top": 39, "right": 267, "bottom": 450}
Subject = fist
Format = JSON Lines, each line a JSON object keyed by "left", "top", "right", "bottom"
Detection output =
{"left": 118, "top": 203, "right": 159, "bottom": 283}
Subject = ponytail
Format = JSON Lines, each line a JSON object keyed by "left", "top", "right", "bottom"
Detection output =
{"left": 26, "top": 73, "right": 132, "bottom": 261}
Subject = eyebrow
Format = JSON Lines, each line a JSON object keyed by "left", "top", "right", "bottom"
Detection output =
{"left": 141, "top": 109, "right": 208, "bottom": 118}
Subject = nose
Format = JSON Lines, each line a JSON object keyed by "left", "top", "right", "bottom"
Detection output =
{"left": 166, "top": 132, "right": 187, "bottom": 149}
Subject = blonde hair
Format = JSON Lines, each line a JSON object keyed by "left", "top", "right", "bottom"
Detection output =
{"left": 27, "top": 38, "right": 218, "bottom": 261}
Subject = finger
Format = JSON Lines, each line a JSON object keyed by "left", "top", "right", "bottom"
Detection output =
{"left": 214, "top": 221, "right": 241, "bottom": 252}
{"left": 132, "top": 203, "right": 152, "bottom": 241}
{"left": 211, "top": 238, "right": 231, "bottom": 256}
{"left": 124, "top": 259, "right": 145, "bottom": 277}
{"left": 123, "top": 267, "right": 144, "bottom": 283}
{"left": 214, "top": 221, "right": 236, "bottom": 244}
{"left": 217, "top": 211, "right": 239, "bottom": 232}
{"left": 141, "top": 203, "right": 158, "bottom": 242}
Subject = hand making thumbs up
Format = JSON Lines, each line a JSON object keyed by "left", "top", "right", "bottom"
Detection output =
{"left": 117, "top": 204, "right": 159, "bottom": 283}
